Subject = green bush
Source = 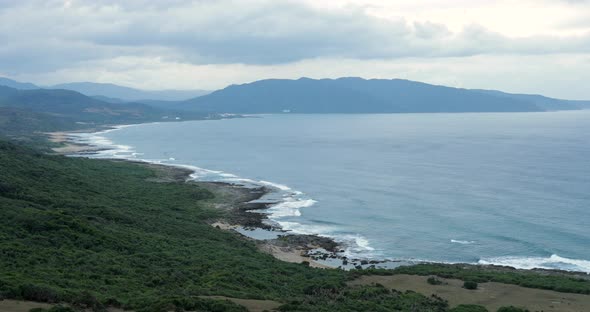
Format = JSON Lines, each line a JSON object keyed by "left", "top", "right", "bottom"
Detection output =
{"left": 29, "top": 306, "right": 76, "bottom": 312}
{"left": 450, "top": 304, "right": 488, "bottom": 312}
{"left": 427, "top": 276, "right": 443, "bottom": 285}
{"left": 463, "top": 281, "right": 478, "bottom": 290}
{"left": 18, "top": 284, "right": 61, "bottom": 303}
{"left": 278, "top": 287, "right": 449, "bottom": 311}
{"left": 497, "top": 307, "right": 529, "bottom": 312}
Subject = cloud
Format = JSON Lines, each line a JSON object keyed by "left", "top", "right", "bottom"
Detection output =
{"left": 0, "top": 0, "right": 589, "bottom": 98}
{"left": 1, "top": 0, "right": 590, "bottom": 74}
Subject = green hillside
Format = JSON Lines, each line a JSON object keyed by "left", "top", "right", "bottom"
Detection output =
{"left": 0, "top": 86, "right": 208, "bottom": 139}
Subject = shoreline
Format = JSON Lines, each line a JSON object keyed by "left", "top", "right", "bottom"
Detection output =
{"left": 47, "top": 128, "right": 343, "bottom": 269}
{"left": 46, "top": 126, "right": 590, "bottom": 276}
{"left": 48, "top": 131, "right": 108, "bottom": 154}
{"left": 123, "top": 161, "right": 339, "bottom": 269}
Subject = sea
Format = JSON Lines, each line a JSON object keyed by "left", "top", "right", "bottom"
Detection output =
{"left": 70, "top": 111, "right": 590, "bottom": 272}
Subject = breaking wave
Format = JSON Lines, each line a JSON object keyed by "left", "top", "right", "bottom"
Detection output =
{"left": 478, "top": 254, "right": 590, "bottom": 273}
{"left": 451, "top": 239, "right": 476, "bottom": 245}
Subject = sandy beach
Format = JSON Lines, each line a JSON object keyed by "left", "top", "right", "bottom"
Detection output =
{"left": 46, "top": 131, "right": 104, "bottom": 154}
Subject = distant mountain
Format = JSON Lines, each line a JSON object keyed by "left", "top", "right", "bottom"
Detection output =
{"left": 472, "top": 89, "right": 589, "bottom": 111}
{"left": 52, "top": 82, "right": 210, "bottom": 102}
{"left": 0, "top": 85, "right": 155, "bottom": 123}
{"left": 0, "top": 86, "right": 207, "bottom": 135}
{"left": 0, "top": 106, "right": 77, "bottom": 134}
{"left": 91, "top": 95, "right": 127, "bottom": 104}
{"left": 178, "top": 78, "right": 560, "bottom": 113}
{"left": 0, "top": 77, "right": 39, "bottom": 90}
{"left": 4, "top": 76, "right": 588, "bottom": 114}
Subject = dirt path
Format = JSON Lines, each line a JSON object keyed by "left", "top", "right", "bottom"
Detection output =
{"left": 0, "top": 300, "right": 53, "bottom": 312}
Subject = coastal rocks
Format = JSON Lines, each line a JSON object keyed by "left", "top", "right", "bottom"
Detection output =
{"left": 272, "top": 234, "right": 339, "bottom": 253}
{"left": 200, "top": 180, "right": 399, "bottom": 270}
{"left": 202, "top": 183, "right": 278, "bottom": 230}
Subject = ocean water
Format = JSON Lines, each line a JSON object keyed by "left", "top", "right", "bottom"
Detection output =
{"left": 73, "top": 112, "right": 590, "bottom": 272}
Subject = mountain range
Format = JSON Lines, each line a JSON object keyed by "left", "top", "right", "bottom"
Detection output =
{"left": 0, "top": 77, "right": 39, "bottom": 90}
{"left": 0, "top": 85, "right": 207, "bottom": 135}
{"left": 176, "top": 77, "right": 590, "bottom": 113}
{"left": 51, "top": 82, "right": 210, "bottom": 102}
{"left": 0, "top": 78, "right": 209, "bottom": 101}
{"left": 1, "top": 76, "right": 589, "bottom": 116}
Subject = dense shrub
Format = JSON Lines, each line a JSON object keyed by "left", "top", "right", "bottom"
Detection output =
{"left": 463, "top": 281, "right": 478, "bottom": 290}
{"left": 279, "top": 286, "right": 449, "bottom": 311}
{"left": 427, "top": 276, "right": 443, "bottom": 285}
{"left": 134, "top": 297, "right": 249, "bottom": 312}
{"left": 497, "top": 307, "right": 529, "bottom": 312}
{"left": 450, "top": 304, "right": 488, "bottom": 312}
{"left": 29, "top": 306, "right": 76, "bottom": 312}
{"left": 18, "top": 284, "right": 61, "bottom": 303}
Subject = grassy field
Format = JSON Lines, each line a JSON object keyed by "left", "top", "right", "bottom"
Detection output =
{"left": 357, "top": 264, "right": 590, "bottom": 295}
{"left": 349, "top": 274, "right": 590, "bottom": 312}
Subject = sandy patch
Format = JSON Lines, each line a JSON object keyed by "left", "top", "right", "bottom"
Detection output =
{"left": 46, "top": 131, "right": 103, "bottom": 155}
{"left": 258, "top": 243, "right": 330, "bottom": 269}
{"left": 211, "top": 221, "right": 239, "bottom": 230}
{"left": 47, "top": 131, "right": 70, "bottom": 143}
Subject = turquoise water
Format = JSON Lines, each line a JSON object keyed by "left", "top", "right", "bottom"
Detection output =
{"left": 76, "top": 112, "right": 590, "bottom": 272}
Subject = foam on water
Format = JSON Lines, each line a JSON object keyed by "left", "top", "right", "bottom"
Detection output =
{"left": 478, "top": 254, "right": 590, "bottom": 273}
{"left": 338, "top": 235, "right": 377, "bottom": 257}
{"left": 259, "top": 180, "right": 292, "bottom": 191}
{"left": 276, "top": 221, "right": 334, "bottom": 235}
{"left": 69, "top": 125, "right": 140, "bottom": 159}
{"left": 266, "top": 198, "right": 317, "bottom": 218}
{"left": 451, "top": 239, "right": 476, "bottom": 245}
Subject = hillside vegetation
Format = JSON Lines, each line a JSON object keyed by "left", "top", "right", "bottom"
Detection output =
{"left": 0, "top": 85, "right": 210, "bottom": 142}
{"left": 51, "top": 82, "right": 210, "bottom": 102}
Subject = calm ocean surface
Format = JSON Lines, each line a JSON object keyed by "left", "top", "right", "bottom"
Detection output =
{"left": 77, "top": 111, "right": 590, "bottom": 272}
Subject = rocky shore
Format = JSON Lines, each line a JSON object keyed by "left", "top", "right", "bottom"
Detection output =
{"left": 140, "top": 162, "right": 346, "bottom": 268}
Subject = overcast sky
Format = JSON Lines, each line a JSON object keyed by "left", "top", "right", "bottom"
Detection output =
{"left": 1, "top": 0, "right": 589, "bottom": 98}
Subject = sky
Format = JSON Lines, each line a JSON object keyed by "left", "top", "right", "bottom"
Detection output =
{"left": 1, "top": 0, "right": 589, "bottom": 99}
